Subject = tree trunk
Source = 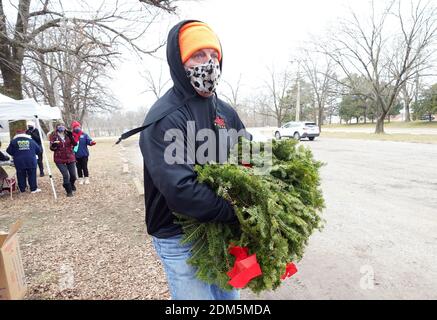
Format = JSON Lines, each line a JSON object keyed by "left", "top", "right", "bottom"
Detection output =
{"left": 402, "top": 81, "right": 412, "bottom": 123}
{"left": 405, "top": 103, "right": 411, "bottom": 122}
{"left": 318, "top": 105, "right": 323, "bottom": 132}
{"left": 375, "top": 115, "right": 386, "bottom": 134}
{"left": 1, "top": 67, "right": 24, "bottom": 100}
{"left": 1, "top": 65, "right": 27, "bottom": 138}
{"left": 38, "top": 120, "right": 50, "bottom": 134}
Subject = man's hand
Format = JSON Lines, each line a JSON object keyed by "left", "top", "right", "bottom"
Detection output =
{"left": 90, "top": 141, "right": 97, "bottom": 146}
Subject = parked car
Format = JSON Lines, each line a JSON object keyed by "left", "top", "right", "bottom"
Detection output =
{"left": 275, "top": 122, "right": 320, "bottom": 141}
{"left": 420, "top": 114, "right": 435, "bottom": 121}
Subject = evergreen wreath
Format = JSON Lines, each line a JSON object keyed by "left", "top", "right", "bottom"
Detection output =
{"left": 175, "top": 139, "right": 325, "bottom": 294}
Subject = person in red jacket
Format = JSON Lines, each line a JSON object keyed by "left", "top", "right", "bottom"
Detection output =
{"left": 50, "top": 122, "right": 77, "bottom": 197}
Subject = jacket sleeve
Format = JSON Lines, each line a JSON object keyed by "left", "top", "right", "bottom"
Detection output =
{"left": 66, "top": 131, "right": 77, "bottom": 146}
{"left": 31, "top": 129, "right": 42, "bottom": 145}
{"left": 232, "top": 109, "right": 253, "bottom": 141}
{"left": 140, "top": 115, "right": 237, "bottom": 224}
{"left": 0, "top": 150, "right": 10, "bottom": 161}
{"left": 86, "top": 134, "right": 93, "bottom": 146}
{"left": 49, "top": 135, "right": 58, "bottom": 151}
{"left": 6, "top": 142, "right": 15, "bottom": 157}
{"left": 32, "top": 141, "right": 41, "bottom": 155}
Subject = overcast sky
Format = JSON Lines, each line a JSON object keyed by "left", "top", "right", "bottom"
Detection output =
{"left": 108, "top": 0, "right": 377, "bottom": 111}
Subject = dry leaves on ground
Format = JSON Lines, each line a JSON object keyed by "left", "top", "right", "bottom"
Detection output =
{"left": 0, "top": 140, "right": 170, "bottom": 300}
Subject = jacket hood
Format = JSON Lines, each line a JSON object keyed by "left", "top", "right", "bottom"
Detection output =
{"left": 115, "top": 20, "right": 224, "bottom": 144}
{"left": 167, "top": 20, "right": 223, "bottom": 99}
{"left": 13, "top": 133, "right": 31, "bottom": 140}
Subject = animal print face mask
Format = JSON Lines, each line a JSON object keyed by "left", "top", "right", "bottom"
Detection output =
{"left": 185, "top": 59, "right": 221, "bottom": 94}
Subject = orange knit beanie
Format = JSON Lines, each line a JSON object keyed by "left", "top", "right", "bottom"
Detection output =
{"left": 179, "top": 22, "right": 222, "bottom": 64}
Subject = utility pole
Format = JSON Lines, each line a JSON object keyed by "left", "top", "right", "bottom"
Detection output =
{"left": 296, "top": 61, "right": 301, "bottom": 122}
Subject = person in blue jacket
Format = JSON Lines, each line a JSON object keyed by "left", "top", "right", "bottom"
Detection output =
{"left": 6, "top": 130, "right": 41, "bottom": 193}
{"left": 71, "top": 121, "right": 96, "bottom": 185}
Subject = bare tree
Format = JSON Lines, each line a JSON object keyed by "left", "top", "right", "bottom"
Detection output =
{"left": 0, "top": 0, "right": 178, "bottom": 137}
{"left": 237, "top": 94, "right": 275, "bottom": 127}
{"left": 142, "top": 64, "right": 171, "bottom": 99}
{"left": 320, "top": 0, "right": 437, "bottom": 133}
{"left": 138, "top": 0, "right": 176, "bottom": 12}
{"left": 84, "top": 105, "right": 149, "bottom": 137}
{"left": 221, "top": 74, "right": 242, "bottom": 111}
{"left": 23, "top": 24, "right": 120, "bottom": 125}
{"left": 263, "top": 67, "right": 293, "bottom": 127}
{"left": 399, "top": 72, "right": 424, "bottom": 122}
{"left": 0, "top": 0, "right": 176, "bottom": 98}
{"left": 253, "top": 94, "right": 277, "bottom": 127}
{"left": 325, "top": 97, "right": 340, "bottom": 125}
{"left": 300, "top": 51, "right": 337, "bottom": 130}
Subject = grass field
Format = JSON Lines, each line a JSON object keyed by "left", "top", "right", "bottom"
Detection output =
{"left": 321, "top": 131, "right": 437, "bottom": 144}
{"left": 323, "top": 120, "right": 437, "bottom": 129}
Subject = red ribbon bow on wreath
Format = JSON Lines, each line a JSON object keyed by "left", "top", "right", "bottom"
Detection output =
{"left": 281, "top": 262, "right": 298, "bottom": 280}
{"left": 227, "top": 246, "right": 262, "bottom": 289}
{"left": 226, "top": 245, "right": 298, "bottom": 289}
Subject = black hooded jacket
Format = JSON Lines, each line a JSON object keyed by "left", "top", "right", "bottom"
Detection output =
{"left": 139, "top": 20, "right": 250, "bottom": 238}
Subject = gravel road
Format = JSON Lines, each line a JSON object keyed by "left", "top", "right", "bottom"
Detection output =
{"left": 125, "top": 136, "right": 437, "bottom": 300}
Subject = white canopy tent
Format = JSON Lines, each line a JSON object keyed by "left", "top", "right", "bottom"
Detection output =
{"left": 0, "top": 98, "right": 61, "bottom": 121}
{"left": 0, "top": 93, "right": 14, "bottom": 103}
{"left": 0, "top": 93, "right": 62, "bottom": 199}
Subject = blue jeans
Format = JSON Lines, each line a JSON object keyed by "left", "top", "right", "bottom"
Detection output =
{"left": 152, "top": 234, "right": 240, "bottom": 300}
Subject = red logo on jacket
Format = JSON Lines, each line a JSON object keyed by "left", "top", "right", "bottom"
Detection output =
{"left": 214, "top": 116, "right": 226, "bottom": 129}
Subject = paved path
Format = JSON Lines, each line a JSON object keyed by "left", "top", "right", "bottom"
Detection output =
{"left": 124, "top": 137, "right": 437, "bottom": 300}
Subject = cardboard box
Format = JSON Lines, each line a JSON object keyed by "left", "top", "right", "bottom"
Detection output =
{"left": 0, "top": 220, "right": 27, "bottom": 300}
